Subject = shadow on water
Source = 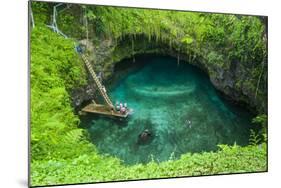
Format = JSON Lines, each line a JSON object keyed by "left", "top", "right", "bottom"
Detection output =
{"left": 80, "top": 55, "right": 256, "bottom": 165}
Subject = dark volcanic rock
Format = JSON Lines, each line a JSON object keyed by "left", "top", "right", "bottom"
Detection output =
{"left": 71, "top": 36, "right": 266, "bottom": 114}
{"left": 71, "top": 82, "right": 97, "bottom": 108}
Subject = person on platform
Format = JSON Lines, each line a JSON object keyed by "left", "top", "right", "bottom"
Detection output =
{"left": 120, "top": 106, "right": 126, "bottom": 114}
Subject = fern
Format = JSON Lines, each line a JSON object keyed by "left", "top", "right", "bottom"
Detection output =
{"left": 252, "top": 114, "right": 268, "bottom": 140}
{"left": 252, "top": 114, "right": 267, "bottom": 127}
{"left": 262, "top": 133, "right": 268, "bottom": 142}
{"left": 63, "top": 129, "right": 84, "bottom": 144}
{"left": 249, "top": 129, "right": 261, "bottom": 146}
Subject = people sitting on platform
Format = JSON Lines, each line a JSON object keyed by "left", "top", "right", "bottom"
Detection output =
{"left": 120, "top": 106, "right": 126, "bottom": 114}
{"left": 115, "top": 101, "right": 122, "bottom": 112}
{"left": 115, "top": 101, "right": 129, "bottom": 114}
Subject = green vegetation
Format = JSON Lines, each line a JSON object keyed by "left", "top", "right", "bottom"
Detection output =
{"left": 32, "top": 143, "right": 266, "bottom": 186}
{"left": 30, "top": 2, "right": 267, "bottom": 187}
{"left": 31, "top": 26, "right": 88, "bottom": 161}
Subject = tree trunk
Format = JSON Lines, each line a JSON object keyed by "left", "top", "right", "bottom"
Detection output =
{"left": 255, "top": 61, "right": 265, "bottom": 99}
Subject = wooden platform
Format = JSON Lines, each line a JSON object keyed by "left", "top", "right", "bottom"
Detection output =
{"left": 81, "top": 103, "right": 130, "bottom": 118}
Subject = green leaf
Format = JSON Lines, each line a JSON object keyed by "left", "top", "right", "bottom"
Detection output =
{"left": 181, "top": 35, "right": 193, "bottom": 44}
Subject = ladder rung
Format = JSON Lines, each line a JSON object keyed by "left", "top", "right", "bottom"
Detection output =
{"left": 82, "top": 55, "right": 113, "bottom": 107}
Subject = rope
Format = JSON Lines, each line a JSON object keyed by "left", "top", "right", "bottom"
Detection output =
{"left": 46, "top": 3, "right": 69, "bottom": 38}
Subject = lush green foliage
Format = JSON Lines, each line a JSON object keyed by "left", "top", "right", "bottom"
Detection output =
{"left": 31, "top": 142, "right": 266, "bottom": 186}
{"left": 252, "top": 114, "right": 267, "bottom": 128}
{"left": 70, "top": 6, "right": 266, "bottom": 65}
{"left": 31, "top": 2, "right": 267, "bottom": 187}
{"left": 252, "top": 114, "right": 268, "bottom": 142}
{"left": 31, "top": 26, "right": 88, "bottom": 161}
{"left": 31, "top": 1, "right": 52, "bottom": 25}
{"left": 34, "top": 4, "right": 266, "bottom": 67}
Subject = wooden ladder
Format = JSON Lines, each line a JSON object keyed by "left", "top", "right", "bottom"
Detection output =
{"left": 81, "top": 54, "right": 114, "bottom": 108}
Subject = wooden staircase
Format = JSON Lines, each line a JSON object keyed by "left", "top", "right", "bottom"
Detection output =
{"left": 81, "top": 54, "right": 114, "bottom": 108}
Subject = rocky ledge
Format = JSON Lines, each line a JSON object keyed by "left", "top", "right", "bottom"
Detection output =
{"left": 71, "top": 35, "right": 267, "bottom": 114}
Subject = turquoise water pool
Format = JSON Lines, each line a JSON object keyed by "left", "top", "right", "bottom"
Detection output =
{"left": 80, "top": 56, "right": 254, "bottom": 165}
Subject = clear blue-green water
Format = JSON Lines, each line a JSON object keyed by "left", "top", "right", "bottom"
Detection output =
{"left": 80, "top": 56, "right": 254, "bottom": 165}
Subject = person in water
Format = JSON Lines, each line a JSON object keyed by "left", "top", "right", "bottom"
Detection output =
{"left": 185, "top": 119, "right": 192, "bottom": 128}
{"left": 138, "top": 129, "right": 152, "bottom": 143}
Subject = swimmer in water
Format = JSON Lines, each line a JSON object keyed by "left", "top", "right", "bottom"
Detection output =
{"left": 185, "top": 119, "right": 192, "bottom": 128}
{"left": 138, "top": 129, "right": 152, "bottom": 143}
